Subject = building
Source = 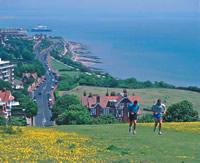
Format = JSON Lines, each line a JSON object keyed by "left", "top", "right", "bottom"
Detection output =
{"left": 0, "top": 28, "right": 27, "bottom": 38}
{"left": 0, "top": 58, "right": 15, "bottom": 84}
{"left": 0, "top": 89, "right": 19, "bottom": 119}
{"left": 13, "top": 79, "right": 24, "bottom": 90}
{"left": 81, "top": 94, "right": 141, "bottom": 122}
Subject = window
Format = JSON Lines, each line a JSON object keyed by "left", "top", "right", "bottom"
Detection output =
{"left": 91, "top": 108, "right": 96, "bottom": 116}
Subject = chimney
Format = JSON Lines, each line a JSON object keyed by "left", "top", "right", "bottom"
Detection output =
{"left": 96, "top": 96, "right": 100, "bottom": 103}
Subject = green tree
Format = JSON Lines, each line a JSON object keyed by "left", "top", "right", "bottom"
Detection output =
{"left": 92, "top": 114, "right": 119, "bottom": 124}
{"left": 0, "top": 80, "right": 12, "bottom": 90}
{"left": 164, "top": 100, "right": 199, "bottom": 122}
{"left": 19, "top": 96, "right": 38, "bottom": 125}
{"left": 52, "top": 95, "right": 80, "bottom": 120}
{"left": 10, "top": 117, "right": 26, "bottom": 126}
{"left": 56, "top": 104, "right": 91, "bottom": 125}
{"left": 0, "top": 116, "right": 6, "bottom": 125}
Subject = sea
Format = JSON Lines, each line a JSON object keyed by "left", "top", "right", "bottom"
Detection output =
{"left": 0, "top": 0, "right": 200, "bottom": 86}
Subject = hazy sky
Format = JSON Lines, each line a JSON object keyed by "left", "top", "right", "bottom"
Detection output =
{"left": 0, "top": 0, "right": 199, "bottom": 17}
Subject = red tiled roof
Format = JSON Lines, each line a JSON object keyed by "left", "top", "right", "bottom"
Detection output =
{"left": 81, "top": 95, "right": 141, "bottom": 109}
{"left": 0, "top": 90, "right": 14, "bottom": 102}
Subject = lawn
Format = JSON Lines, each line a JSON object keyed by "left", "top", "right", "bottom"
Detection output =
{"left": 56, "top": 122, "right": 200, "bottom": 162}
{"left": 1, "top": 123, "right": 199, "bottom": 162}
{"left": 50, "top": 57, "right": 72, "bottom": 71}
{"left": 50, "top": 57, "right": 81, "bottom": 78}
{"left": 0, "top": 126, "right": 97, "bottom": 162}
{"left": 66, "top": 86, "right": 200, "bottom": 112}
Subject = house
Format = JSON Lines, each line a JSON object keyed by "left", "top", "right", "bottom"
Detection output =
{"left": 22, "top": 72, "right": 38, "bottom": 83}
{"left": 0, "top": 89, "right": 19, "bottom": 119}
{"left": 13, "top": 79, "right": 24, "bottom": 89}
{"left": 81, "top": 94, "right": 141, "bottom": 122}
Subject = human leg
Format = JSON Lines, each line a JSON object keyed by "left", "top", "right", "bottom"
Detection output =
{"left": 154, "top": 118, "right": 158, "bottom": 132}
{"left": 158, "top": 118, "right": 163, "bottom": 135}
{"left": 129, "top": 118, "right": 133, "bottom": 133}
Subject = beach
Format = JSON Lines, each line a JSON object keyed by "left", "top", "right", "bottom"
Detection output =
{"left": 65, "top": 41, "right": 102, "bottom": 67}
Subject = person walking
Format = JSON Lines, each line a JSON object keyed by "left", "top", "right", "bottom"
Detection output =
{"left": 152, "top": 99, "right": 166, "bottom": 135}
{"left": 128, "top": 100, "right": 140, "bottom": 134}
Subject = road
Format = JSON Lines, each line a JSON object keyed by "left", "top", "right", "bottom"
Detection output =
{"left": 33, "top": 44, "right": 56, "bottom": 126}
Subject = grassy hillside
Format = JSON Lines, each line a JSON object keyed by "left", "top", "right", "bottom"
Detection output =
{"left": 51, "top": 57, "right": 80, "bottom": 78}
{"left": 51, "top": 56, "right": 200, "bottom": 112}
{"left": 0, "top": 126, "right": 97, "bottom": 162}
{"left": 57, "top": 122, "right": 200, "bottom": 162}
{"left": 1, "top": 123, "right": 200, "bottom": 162}
{"left": 64, "top": 86, "right": 200, "bottom": 112}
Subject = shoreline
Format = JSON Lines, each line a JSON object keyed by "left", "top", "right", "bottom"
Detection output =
{"left": 65, "top": 41, "right": 102, "bottom": 67}
{"left": 49, "top": 36, "right": 200, "bottom": 89}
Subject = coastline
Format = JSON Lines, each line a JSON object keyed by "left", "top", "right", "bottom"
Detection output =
{"left": 46, "top": 35, "right": 200, "bottom": 90}
{"left": 65, "top": 41, "right": 102, "bottom": 67}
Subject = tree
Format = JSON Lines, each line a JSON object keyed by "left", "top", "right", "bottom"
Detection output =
{"left": 56, "top": 104, "right": 91, "bottom": 125}
{"left": 0, "top": 116, "right": 6, "bottom": 125}
{"left": 0, "top": 80, "right": 12, "bottom": 90}
{"left": 19, "top": 96, "right": 38, "bottom": 125}
{"left": 10, "top": 117, "right": 26, "bottom": 126}
{"left": 164, "top": 100, "right": 199, "bottom": 122}
{"left": 92, "top": 114, "right": 119, "bottom": 124}
{"left": 52, "top": 94, "right": 80, "bottom": 120}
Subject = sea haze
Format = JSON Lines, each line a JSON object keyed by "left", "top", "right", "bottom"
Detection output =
{"left": 0, "top": 0, "right": 199, "bottom": 86}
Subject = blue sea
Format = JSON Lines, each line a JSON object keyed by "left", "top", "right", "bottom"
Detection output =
{"left": 0, "top": 0, "right": 199, "bottom": 86}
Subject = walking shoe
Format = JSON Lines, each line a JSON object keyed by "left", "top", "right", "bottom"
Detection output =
{"left": 133, "top": 130, "right": 136, "bottom": 135}
{"left": 158, "top": 131, "right": 162, "bottom": 135}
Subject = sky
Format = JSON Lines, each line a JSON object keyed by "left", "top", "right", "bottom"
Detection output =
{"left": 0, "top": 0, "right": 199, "bottom": 17}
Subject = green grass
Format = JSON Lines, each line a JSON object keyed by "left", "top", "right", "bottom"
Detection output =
{"left": 50, "top": 55, "right": 200, "bottom": 112}
{"left": 66, "top": 86, "right": 200, "bottom": 112}
{"left": 50, "top": 57, "right": 72, "bottom": 71}
{"left": 56, "top": 123, "right": 200, "bottom": 162}
{"left": 51, "top": 57, "right": 81, "bottom": 78}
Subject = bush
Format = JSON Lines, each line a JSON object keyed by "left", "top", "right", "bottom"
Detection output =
{"left": 52, "top": 94, "right": 80, "bottom": 120}
{"left": 57, "top": 76, "right": 78, "bottom": 91}
{"left": 10, "top": 117, "right": 27, "bottom": 126}
{"left": 0, "top": 116, "right": 6, "bottom": 125}
{"left": 56, "top": 104, "right": 91, "bottom": 125}
{"left": 0, "top": 80, "right": 12, "bottom": 91}
{"left": 164, "top": 100, "right": 199, "bottom": 122}
{"left": 138, "top": 114, "right": 154, "bottom": 123}
{"left": 92, "top": 114, "right": 119, "bottom": 124}
{"left": 0, "top": 125, "right": 22, "bottom": 134}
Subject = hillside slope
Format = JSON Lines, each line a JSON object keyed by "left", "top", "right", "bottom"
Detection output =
{"left": 64, "top": 86, "right": 200, "bottom": 112}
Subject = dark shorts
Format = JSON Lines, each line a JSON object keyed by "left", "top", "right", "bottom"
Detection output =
{"left": 129, "top": 113, "right": 137, "bottom": 121}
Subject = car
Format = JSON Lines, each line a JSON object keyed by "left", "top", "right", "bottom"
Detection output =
{"left": 51, "top": 86, "right": 54, "bottom": 89}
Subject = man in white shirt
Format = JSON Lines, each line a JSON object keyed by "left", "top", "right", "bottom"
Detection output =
{"left": 152, "top": 99, "right": 166, "bottom": 135}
